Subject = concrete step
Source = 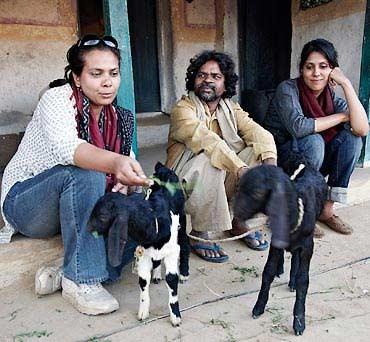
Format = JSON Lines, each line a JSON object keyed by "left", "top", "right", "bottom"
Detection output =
{"left": 0, "top": 235, "right": 63, "bottom": 289}
{"left": 136, "top": 112, "right": 170, "bottom": 149}
{"left": 138, "top": 142, "right": 167, "bottom": 175}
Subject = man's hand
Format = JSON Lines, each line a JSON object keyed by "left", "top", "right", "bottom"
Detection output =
{"left": 262, "top": 157, "right": 277, "bottom": 166}
{"left": 237, "top": 166, "right": 250, "bottom": 180}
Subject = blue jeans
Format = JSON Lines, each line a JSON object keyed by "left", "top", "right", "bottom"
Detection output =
{"left": 2, "top": 165, "right": 136, "bottom": 284}
{"left": 278, "top": 129, "right": 362, "bottom": 203}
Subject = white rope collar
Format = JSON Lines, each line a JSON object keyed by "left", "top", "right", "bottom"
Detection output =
{"left": 290, "top": 163, "right": 305, "bottom": 181}
{"left": 289, "top": 163, "right": 306, "bottom": 234}
{"left": 291, "top": 197, "right": 304, "bottom": 234}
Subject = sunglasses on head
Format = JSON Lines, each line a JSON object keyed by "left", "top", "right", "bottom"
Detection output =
{"left": 78, "top": 34, "right": 118, "bottom": 49}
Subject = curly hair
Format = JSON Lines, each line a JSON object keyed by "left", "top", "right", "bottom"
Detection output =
{"left": 185, "top": 50, "right": 238, "bottom": 98}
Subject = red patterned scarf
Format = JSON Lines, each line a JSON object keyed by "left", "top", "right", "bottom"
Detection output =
{"left": 297, "top": 76, "right": 340, "bottom": 142}
{"left": 72, "top": 84, "right": 123, "bottom": 191}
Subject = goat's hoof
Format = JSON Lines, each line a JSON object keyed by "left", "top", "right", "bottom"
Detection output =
{"left": 170, "top": 315, "right": 181, "bottom": 326}
{"left": 288, "top": 282, "right": 296, "bottom": 292}
{"left": 252, "top": 306, "right": 264, "bottom": 318}
{"left": 179, "top": 274, "right": 189, "bottom": 283}
{"left": 152, "top": 278, "right": 161, "bottom": 284}
{"left": 293, "top": 315, "right": 305, "bottom": 336}
{"left": 137, "top": 309, "right": 149, "bottom": 321}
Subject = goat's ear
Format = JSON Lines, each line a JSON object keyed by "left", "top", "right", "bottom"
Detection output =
{"left": 155, "top": 161, "right": 164, "bottom": 172}
{"left": 107, "top": 213, "right": 128, "bottom": 267}
{"left": 266, "top": 180, "right": 290, "bottom": 249}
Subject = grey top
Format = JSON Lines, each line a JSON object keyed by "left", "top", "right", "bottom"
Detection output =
{"left": 263, "top": 78, "right": 348, "bottom": 145}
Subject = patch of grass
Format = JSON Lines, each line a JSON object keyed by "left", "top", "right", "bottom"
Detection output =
{"left": 13, "top": 330, "right": 52, "bottom": 341}
{"left": 231, "top": 276, "right": 246, "bottom": 283}
{"left": 310, "top": 313, "right": 336, "bottom": 322}
{"left": 266, "top": 307, "right": 289, "bottom": 335}
{"left": 87, "top": 338, "right": 111, "bottom": 342}
{"left": 9, "top": 309, "right": 19, "bottom": 322}
{"left": 209, "top": 318, "right": 236, "bottom": 342}
{"left": 232, "top": 265, "right": 259, "bottom": 278}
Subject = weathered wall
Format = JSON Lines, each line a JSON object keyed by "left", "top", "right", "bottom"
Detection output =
{"left": 0, "top": 0, "right": 78, "bottom": 134}
{"left": 291, "top": 0, "right": 366, "bottom": 93}
{"left": 168, "top": 0, "right": 238, "bottom": 104}
{"left": 170, "top": 0, "right": 217, "bottom": 102}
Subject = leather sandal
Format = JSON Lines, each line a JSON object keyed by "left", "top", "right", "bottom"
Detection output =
{"left": 313, "top": 224, "right": 325, "bottom": 238}
{"left": 318, "top": 215, "right": 353, "bottom": 235}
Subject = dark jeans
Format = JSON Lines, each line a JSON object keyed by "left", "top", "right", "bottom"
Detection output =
{"left": 277, "top": 130, "right": 362, "bottom": 203}
{"left": 2, "top": 165, "right": 136, "bottom": 284}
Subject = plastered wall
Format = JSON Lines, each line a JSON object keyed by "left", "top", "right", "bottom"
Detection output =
{"left": 291, "top": 0, "right": 366, "bottom": 94}
{"left": 0, "top": 0, "right": 78, "bottom": 134}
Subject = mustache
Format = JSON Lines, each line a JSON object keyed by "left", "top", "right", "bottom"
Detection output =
{"left": 196, "top": 82, "right": 216, "bottom": 90}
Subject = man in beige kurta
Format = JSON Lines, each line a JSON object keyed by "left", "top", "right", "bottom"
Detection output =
{"left": 166, "top": 51, "right": 277, "bottom": 262}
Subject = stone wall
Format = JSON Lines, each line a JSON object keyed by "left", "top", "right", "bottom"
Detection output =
{"left": 291, "top": 0, "right": 366, "bottom": 93}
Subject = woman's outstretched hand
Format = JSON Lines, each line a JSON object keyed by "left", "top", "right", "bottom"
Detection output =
{"left": 113, "top": 155, "right": 151, "bottom": 187}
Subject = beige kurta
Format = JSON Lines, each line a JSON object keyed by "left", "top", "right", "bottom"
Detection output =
{"left": 166, "top": 92, "right": 276, "bottom": 232}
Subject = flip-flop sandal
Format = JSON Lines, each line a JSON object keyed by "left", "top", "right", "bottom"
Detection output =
{"left": 241, "top": 231, "right": 269, "bottom": 251}
{"left": 190, "top": 243, "right": 229, "bottom": 263}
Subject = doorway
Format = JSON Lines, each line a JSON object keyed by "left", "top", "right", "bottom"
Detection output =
{"left": 78, "top": 0, "right": 104, "bottom": 36}
{"left": 238, "top": 0, "right": 292, "bottom": 123}
{"left": 128, "top": 0, "right": 161, "bottom": 112}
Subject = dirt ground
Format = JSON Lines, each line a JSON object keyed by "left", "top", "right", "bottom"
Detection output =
{"left": 1, "top": 199, "right": 370, "bottom": 342}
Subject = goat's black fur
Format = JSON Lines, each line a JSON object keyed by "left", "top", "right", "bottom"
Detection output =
{"left": 234, "top": 154, "right": 327, "bottom": 335}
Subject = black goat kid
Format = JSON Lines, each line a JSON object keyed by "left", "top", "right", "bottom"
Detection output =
{"left": 233, "top": 158, "right": 327, "bottom": 335}
{"left": 88, "top": 162, "right": 189, "bottom": 326}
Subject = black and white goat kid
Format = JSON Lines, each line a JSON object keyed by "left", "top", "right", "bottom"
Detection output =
{"left": 88, "top": 162, "right": 189, "bottom": 326}
{"left": 233, "top": 155, "right": 327, "bottom": 335}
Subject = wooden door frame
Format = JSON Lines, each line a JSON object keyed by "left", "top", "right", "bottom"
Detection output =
{"left": 358, "top": 0, "right": 370, "bottom": 166}
{"left": 156, "top": 0, "right": 175, "bottom": 114}
{"left": 102, "top": 0, "right": 137, "bottom": 154}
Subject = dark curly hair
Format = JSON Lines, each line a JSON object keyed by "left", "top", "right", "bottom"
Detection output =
{"left": 185, "top": 50, "right": 238, "bottom": 98}
{"left": 299, "top": 38, "right": 339, "bottom": 71}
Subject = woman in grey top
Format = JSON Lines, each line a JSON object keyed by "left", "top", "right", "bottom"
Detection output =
{"left": 264, "top": 38, "right": 368, "bottom": 235}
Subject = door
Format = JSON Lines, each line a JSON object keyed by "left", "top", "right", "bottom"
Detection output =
{"left": 78, "top": 0, "right": 104, "bottom": 36}
{"left": 238, "top": 0, "right": 292, "bottom": 124}
{"left": 128, "top": 0, "right": 161, "bottom": 112}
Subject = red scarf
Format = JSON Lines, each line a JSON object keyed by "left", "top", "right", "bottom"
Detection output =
{"left": 72, "top": 85, "right": 122, "bottom": 191}
{"left": 297, "top": 76, "right": 340, "bottom": 142}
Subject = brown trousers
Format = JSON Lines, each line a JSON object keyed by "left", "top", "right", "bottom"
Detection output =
{"left": 177, "top": 147, "right": 260, "bottom": 232}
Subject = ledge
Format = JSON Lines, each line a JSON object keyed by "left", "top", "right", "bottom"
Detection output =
{"left": 0, "top": 111, "right": 31, "bottom": 135}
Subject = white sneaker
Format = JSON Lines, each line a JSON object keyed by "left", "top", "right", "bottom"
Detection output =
{"left": 61, "top": 276, "right": 119, "bottom": 315}
{"left": 35, "top": 259, "right": 63, "bottom": 296}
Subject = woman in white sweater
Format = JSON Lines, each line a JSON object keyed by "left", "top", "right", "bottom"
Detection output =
{"left": 0, "top": 35, "right": 150, "bottom": 315}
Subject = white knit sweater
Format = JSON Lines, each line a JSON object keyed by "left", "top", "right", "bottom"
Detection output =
{"left": 0, "top": 84, "right": 85, "bottom": 243}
